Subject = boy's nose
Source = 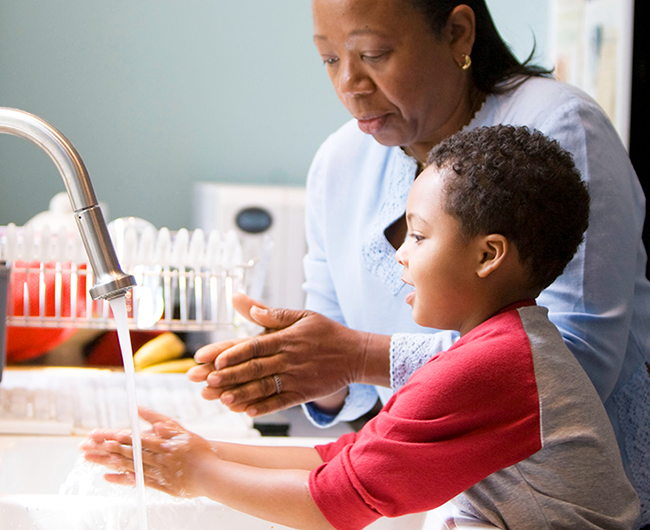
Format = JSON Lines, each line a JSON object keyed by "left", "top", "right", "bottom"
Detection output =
{"left": 395, "top": 244, "right": 407, "bottom": 266}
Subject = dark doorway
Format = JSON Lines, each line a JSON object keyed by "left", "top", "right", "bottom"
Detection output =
{"left": 629, "top": 0, "right": 650, "bottom": 278}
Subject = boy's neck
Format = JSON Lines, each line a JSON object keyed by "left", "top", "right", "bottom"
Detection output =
{"left": 458, "top": 288, "right": 538, "bottom": 337}
{"left": 493, "top": 299, "right": 537, "bottom": 316}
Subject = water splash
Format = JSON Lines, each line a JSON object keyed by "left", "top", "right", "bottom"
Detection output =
{"left": 109, "top": 295, "right": 148, "bottom": 530}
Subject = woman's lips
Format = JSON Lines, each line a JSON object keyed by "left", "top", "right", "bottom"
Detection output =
{"left": 357, "top": 114, "right": 388, "bottom": 135}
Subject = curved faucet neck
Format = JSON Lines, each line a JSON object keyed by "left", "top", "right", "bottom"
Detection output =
{"left": 0, "top": 107, "right": 136, "bottom": 301}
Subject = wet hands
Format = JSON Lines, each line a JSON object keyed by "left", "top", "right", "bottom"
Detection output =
{"left": 81, "top": 407, "right": 216, "bottom": 498}
{"left": 187, "top": 292, "right": 369, "bottom": 417}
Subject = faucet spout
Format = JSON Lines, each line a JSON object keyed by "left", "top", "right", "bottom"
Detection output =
{"left": 0, "top": 107, "right": 136, "bottom": 300}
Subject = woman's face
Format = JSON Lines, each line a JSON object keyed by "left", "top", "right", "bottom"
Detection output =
{"left": 312, "top": 0, "right": 470, "bottom": 152}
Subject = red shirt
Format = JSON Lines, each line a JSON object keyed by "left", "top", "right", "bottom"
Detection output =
{"left": 309, "top": 303, "right": 542, "bottom": 529}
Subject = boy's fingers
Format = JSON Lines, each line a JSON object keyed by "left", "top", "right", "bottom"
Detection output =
{"left": 111, "top": 431, "right": 136, "bottom": 446}
{"left": 104, "top": 472, "right": 136, "bottom": 485}
{"left": 138, "top": 407, "right": 186, "bottom": 439}
{"left": 85, "top": 428, "right": 123, "bottom": 442}
{"left": 84, "top": 452, "right": 115, "bottom": 466}
{"left": 103, "top": 439, "right": 136, "bottom": 459}
{"left": 80, "top": 438, "right": 101, "bottom": 451}
{"left": 138, "top": 406, "right": 172, "bottom": 425}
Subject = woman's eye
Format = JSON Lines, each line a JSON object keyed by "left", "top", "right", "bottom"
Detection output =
{"left": 322, "top": 57, "right": 339, "bottom": 66}
{"left": 361, "top": 51, "right": 390, "bottom": 63}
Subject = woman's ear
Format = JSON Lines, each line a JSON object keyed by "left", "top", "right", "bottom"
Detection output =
{"left": 446, "top": 5, "right": 476, "bottom": 58}
{"left": 476, "top": 234, "right": 508, "bottom": 278}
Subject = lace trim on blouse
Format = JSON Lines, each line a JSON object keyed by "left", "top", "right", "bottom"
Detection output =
{"left": 390, "top": 333, "right": 441, "bottom": 390}
{"left": 361, "top": 148, "right": 418, "bottom": 294}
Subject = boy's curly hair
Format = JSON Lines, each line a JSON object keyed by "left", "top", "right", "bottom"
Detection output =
{"left": 427, "top": 125, "right": 590, "bottom": 292}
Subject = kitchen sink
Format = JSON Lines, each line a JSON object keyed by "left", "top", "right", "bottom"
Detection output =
{"left": 0, "top": 435, "right": 428, "bottom": 530}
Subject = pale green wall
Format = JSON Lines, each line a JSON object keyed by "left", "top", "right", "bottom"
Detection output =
{"left": 0, "top": 1, "right": 549, "bottom": 230}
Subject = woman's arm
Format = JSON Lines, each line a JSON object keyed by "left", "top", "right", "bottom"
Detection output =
{"left": 188, "top": 296, "right": 391, "bottom": 417}
{"left": 188, "top": 140, "right": 394, "bottom": 419}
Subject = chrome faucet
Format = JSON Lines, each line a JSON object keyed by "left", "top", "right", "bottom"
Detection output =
{"left": 0, "top": 107, "right": 136, "bottom": 299}
{"left": 0, "top": 107, "right": 138, "bottom": 381}
{"left": 0, "top": 107, "right": 137, "bottom": 380}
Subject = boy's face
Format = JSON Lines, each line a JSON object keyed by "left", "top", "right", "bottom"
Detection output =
{"left": 396, "top": 165, "right": 480, "bottom": 332}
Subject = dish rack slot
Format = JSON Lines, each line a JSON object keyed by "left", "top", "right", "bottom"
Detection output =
{"left": 0, "top": 224, "right": 270, "bottom": 332}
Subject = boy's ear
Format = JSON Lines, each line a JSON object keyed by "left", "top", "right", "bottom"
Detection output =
{"left": 476, "top": 234, "right": 508, "bottom": 278}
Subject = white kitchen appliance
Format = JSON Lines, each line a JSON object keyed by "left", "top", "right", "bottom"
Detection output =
{"left": 192, "top": 183, "right": 307, "bottom": 310}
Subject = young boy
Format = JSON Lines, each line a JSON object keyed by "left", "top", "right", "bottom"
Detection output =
{"left": 82, "top": 125, "right": 640, "bottom": 530}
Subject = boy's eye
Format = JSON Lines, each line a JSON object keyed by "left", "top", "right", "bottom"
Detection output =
{"left": 409, "top": 233, "right": 424, "bottom": 243}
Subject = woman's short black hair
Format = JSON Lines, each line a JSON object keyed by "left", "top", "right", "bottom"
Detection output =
{"left": 427, "top": 125, "right": 590, "bottom": 293}
{"left": 408, "top": 0, "right": 552, "bottom": 94}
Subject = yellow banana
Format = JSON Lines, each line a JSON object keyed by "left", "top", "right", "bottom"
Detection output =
{"left": 133, "top": 332, "right": 185, "bottom": 371}
{"left": 138, "top": 358, "right": 198, "bottom": 374}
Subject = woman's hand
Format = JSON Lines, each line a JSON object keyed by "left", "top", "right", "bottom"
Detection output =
{"left": 81, "top": 407, "right": 216, "bottom": 498}
{"left": 187, "top": 293, "right": 388, "bottom": 417}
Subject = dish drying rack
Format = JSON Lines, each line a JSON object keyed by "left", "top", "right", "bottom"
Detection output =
{"left": 0, "top": 223, "right": 270, "bottom": 332}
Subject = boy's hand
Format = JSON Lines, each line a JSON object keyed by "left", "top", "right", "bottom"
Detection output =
{"left": 81, "top": 407, "right": 216, "bottom": 498}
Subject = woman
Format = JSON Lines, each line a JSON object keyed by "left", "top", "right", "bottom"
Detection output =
{"left": 190, "top": 0, "right": 650, "bottom": 526}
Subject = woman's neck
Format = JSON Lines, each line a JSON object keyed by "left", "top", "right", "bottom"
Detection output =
{"left": 403, "top": 83, "right": 486, "bottom": 165}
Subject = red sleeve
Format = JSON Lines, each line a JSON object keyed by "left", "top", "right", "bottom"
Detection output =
{"left": 314, "top": 431, "right": 358, "bottom": 462}
{"left": 309, "top": 311, "right": 542, "bottom": 530}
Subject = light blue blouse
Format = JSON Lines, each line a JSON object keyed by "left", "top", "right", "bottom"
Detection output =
{"left": 301, "top": 77, "right": 650, "bottom": 526}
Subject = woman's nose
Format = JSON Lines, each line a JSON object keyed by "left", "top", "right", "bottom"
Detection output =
{"left": 338, "top": 60, "right": 374, "bottom": 98}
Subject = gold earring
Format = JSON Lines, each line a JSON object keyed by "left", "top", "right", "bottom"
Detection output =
{"left": 459, "top": 53, "right": 472, "bottom": 70}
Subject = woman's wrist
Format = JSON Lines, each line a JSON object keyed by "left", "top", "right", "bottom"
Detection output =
{"left": 356, "top": 331, "right": 392, "bottom": 387}
{"left": 309, "top": 330, "right": 391, "bottom": 416}
{"left": 310, "top": 388, "right": 349, "bottom": 415}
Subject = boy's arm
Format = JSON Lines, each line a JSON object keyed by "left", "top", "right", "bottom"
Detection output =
{"left": 209, "top": 440, "right": 325, "bottom": 470}
{"left": 196, "top": 461, "right": 334, "bottom": 530}
{"left": 82, "top": 408, "right": 334, "bottom": 530}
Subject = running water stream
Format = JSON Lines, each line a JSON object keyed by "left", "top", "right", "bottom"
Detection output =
{"left": 109, "top": 295, "right": 148, "bottom": 530}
